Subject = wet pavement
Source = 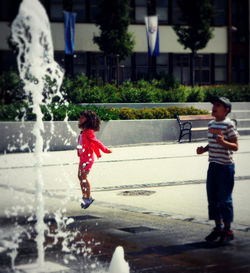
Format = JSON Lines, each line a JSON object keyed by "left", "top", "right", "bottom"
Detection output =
{"left": 0, "top": 137, "right": 250, "bottom": 272}
{"left": 1, "top": 205, "right": 250, "bottom": 273}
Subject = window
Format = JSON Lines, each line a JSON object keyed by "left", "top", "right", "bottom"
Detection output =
{"left": 73, "top": 52, "right": 87, "bottom": 75}
{"left": 214, "top": 54, "right": 227, "bottom": 83}
{"left": 194, "top": 54, "right": 211, "bottom": 84}
{"left": 213, "top": 0, "right": 226, "bottom": 26}
{"left": 156, "top": 53, "right": 168, "bottom": 74}
{"left": 89, "top": 53, "right": 104, "bottom": 79}
{"left": 50, "top": 0, "right": 64, "bottom": 22}
{"left": 232, "top": 0, "right": 248, "bottom": 44}
{"left": 232, "top": 56, "right": 248, "bottom": 83}
{"left": 173, "top": 54, "right": 190, "bottom": 84}
{"left": 172, "top": 0, "right": 186, "bottom": 25}
{"left": 135, "top": 0, "right": 147, "bottom": 23}
{"left": 135, "top": 53, "right": 148, "bottom": 79}
{"left": 194, "top": 54, "right": 210, "bottom": 84}
{"left": 0, "top": 50, "right": 17, "bottom": 73}
{"left": 73, "top": 0, "right": 86, "bottom": 22}
{"left": 120, "top": 56, "right": 132, "bottom": 81}
{"left": 50, "top": 0, "right": 86, "bottom": 22}
{"left": 54, "top": 51, "right": 65, "bottom": 72}
{"left": 89, "top": 0, "right": 101, "bottom": 22}
{"left": 54, "top": 51, "right": 87, "bottom": 75}
{"left": 0, "top": 0, "right": 19, "bottom": 22}
{"left": 156, "top": 0, "right": 168, "bottom": 23}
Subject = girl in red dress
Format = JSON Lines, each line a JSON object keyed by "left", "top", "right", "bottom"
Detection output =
{"left": 77, "top": 110, "right": 112, "bottom": 209}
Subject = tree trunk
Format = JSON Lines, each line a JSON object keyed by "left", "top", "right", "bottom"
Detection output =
{"left": 190, "top": 51, "right": 196, "bottom": 87}
{"left": 104, "top": 54, "right": 107, "bottom": 83}
{"left": 116, "top": 54, "right": 119, "bottom": 87}
{"left": 95, "top": 54, "right": 99, "bottom": 86}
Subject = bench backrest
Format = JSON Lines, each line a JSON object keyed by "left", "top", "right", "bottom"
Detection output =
{"left": 178, "top": 114, "right": 214, "bottom": 121}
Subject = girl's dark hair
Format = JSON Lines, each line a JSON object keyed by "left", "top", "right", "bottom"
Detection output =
{"left": 78, "top": 110, "right": 100, "bottom": 131}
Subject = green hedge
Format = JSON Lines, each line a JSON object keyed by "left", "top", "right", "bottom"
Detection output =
{"left": 1, "top": 72, "right": 250, "bottom": 105}
{"left": 0, "top": 102, "right": 209, "bottom": 121}
{"left": 61, "top": 75, "right": 250, "bottom": 103}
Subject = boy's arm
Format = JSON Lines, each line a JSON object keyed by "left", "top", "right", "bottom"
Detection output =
{"left": 196, "top": 145, "right": 209, "bottom": 154}
{"left": 216, "top": 132, "right": 238, "bottom": 151}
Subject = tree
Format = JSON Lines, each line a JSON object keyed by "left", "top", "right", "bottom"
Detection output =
{"left": 173, "top": 0, "right": 214, "bottom": 87}
{"left": 93, "top": 0, "right": 135, "bottom": 83}
{"left": 94, "top": 0, "right": 135, "bottom": 60}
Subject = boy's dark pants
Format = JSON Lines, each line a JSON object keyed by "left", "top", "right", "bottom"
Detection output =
{"left": 206, "top": 162, "right": 235, "bottom": 223}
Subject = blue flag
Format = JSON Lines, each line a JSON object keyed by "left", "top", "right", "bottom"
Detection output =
{"left": 145, "top": 16, "right": 159, "bottom": 56}
{"left": 64, "top": 11, "right": 76, "bottom": 55}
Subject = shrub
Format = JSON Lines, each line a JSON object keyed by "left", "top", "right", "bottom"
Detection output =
{"left": 0, "top": 102, "right": 120, "bottom": 122}
{"left": 0, "top": 71, "right": 25, "bottom": 105}
{"left": 186, "top": 86, "right": 205, "bottom": 102}
{"left": 163, "top": 85, "right": 189, "bottom": 102}
{"left": 100, "top": 84, "right": 122, "bottom": 103}
{"left": 109, "top": 106, "right": 208, "bottom": 120}
{"left": 154, "top": 71, "right": 180, "bottom": 89}
{"left": 119, "top": 86, "right": 140, "bottom": 103}
{"left": 114, "top": 107, "right": 137, "bottom": 119}
{"left": 1, "top": 71, "right": 250, "bottom": 105}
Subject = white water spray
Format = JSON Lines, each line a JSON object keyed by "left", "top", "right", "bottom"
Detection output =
{"left": 11, "top": 0, "right": 63, "bottom": 267}
{"left": 10, "top": 1, "right": 130, "bottom": 272}
{"left": 108, "top": 246, "right": 130, "bottom": 273}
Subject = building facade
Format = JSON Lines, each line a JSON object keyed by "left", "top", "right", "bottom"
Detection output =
{"left": 0, "top": 0, "right": 249, "bottom": 85}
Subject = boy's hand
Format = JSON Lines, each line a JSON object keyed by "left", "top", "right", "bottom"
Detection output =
{"left": 196, "top": 146, "right": 205, "bottom": 154}
{"left": 216, "top": 131, "right": 225, "bottom": 145}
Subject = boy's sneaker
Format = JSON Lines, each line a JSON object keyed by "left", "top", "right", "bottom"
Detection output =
{"left": 81, "top": 197, "right": 94, "bottom": 209}
{"left": 219, "top": 229, "right": 234, "bottom": 244}
{"left": 205, "top": 227, "right": 223, "bottom": 242}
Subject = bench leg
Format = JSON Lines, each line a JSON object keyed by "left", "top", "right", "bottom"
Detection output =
{"left": 178, "top": 132, "right": 182, "bottom": 142}
{"left": 189, "top": 131, "right": 191, "bottom": 142}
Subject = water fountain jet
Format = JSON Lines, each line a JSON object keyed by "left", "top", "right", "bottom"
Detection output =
{"left": 11, "top": 0, "right": 64, "bottom": 269}
{"left": 9, "top": 0, "right": 130, "bottom": 272}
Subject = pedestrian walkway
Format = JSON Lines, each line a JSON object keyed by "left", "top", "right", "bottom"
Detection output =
{"left": 0, "top": 137, "right": 250, "bottom": 272}
{"left": 0, "top": 137, "right": 250, "bottom": 224}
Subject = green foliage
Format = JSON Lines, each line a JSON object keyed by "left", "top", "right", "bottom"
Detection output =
{"left": 62, "top": 74, "right": 95, "bottom": 103}
{"left": 100, "top": 84, "right": 122, "bottom": 103}
{"left": 0, "top": 71, "right": 25, "bottom": 105}
{"left": 110, "top": 106, "right": 208, "bottom": 120}
{"left": 0, "top": 102, "right": 120, "bottom": 122}
{"left": 93, "top": 0, "right": 135, "bottom": 61}
{"left": 173, "top": 0, "right": 214, "bottom": 86}
{"left": 153, "top": 71, "right": 180, "bottom": 89}
{"left": 163, "top": 85, "right": 190, "bottom": 102}
{"left": 119, "top": 80, "right": 163, "bottom": 103}
{"left": 173, "top": 0, "right": 214, "bottom": 53}
{"left": 1, "top": 72, "right": 250, "bottom": 107}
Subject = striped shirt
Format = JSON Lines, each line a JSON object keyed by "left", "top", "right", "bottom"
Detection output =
{"left": 208, "top": 118, "right": 238, "bottom": 165}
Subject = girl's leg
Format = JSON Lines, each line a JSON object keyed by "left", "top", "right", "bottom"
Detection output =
{"left": 78, "top": 166, "right": 91, "bottom": 198}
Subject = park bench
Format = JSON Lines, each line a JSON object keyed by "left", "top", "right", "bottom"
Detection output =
{"left": 176, "top": 114, "right": 214, "bottom": 142}
{"left": 176, "top": 115, "right": 238, "bottom": 142}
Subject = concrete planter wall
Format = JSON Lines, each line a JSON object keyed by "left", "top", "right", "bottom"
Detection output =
{"left": 0, "top": 119, "right": 181, "bottom": 153}
{"left": 1, "top": 102, "right": 249, "bottom": 153}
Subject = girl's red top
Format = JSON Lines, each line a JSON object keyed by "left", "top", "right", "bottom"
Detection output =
{"left": 77, "top": 129, "right": 111, "bottom": 159}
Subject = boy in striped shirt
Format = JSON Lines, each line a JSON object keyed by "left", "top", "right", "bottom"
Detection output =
{"left": 197, "top": 97, "right": 238, "bottom": 244}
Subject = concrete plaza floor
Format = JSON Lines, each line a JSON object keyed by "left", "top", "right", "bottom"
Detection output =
{"left": 0, "top": 136, "right": 250, "bottom": 272}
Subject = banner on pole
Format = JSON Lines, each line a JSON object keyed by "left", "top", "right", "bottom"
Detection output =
{"left": 145, "top": 15, "right": 159, "bottom": 56}
{"left": 63, "top": 11, "right": 76, "bottom": 55}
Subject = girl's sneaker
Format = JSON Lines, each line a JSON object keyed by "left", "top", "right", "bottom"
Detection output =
{"left": 81, "top": 197, "right": 94, "bottom": 209}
